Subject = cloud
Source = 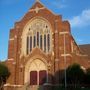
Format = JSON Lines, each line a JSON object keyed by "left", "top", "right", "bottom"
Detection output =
{"left": 69, "top": 9, "right": 90, "bottom": 28}
{"left": 77, "top": 39, "right": 83, "bottom": 43}
{"left": 73, "top": 37, "right": 84, "bottom": 45}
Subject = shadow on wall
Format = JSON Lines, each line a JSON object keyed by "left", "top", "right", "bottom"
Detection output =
{"left": 37, "top": 70, "right": 65, "bottom": 90}
{"left": 37, "top": 68, "right": 90, "bottom": 90}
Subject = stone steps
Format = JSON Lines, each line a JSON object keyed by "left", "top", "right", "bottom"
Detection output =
{"left": 27, "top": 85, "right": 39, "bottom": 90}
{"left": 20, "top": 85, "right": 40, "bottom": 90}
{"left": 4, "top": 84, "right": 46, "bottom": 90}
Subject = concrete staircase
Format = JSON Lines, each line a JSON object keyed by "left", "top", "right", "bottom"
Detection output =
{"left": 4, "top": 83, "right": 45, "bottom": 90}
{"left": 23, "top": 85, "right": 52, "bottom": 90}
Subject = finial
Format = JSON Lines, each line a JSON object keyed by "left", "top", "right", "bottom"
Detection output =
{"left": 36, "top": 0, "right": 40, "bottom": 2}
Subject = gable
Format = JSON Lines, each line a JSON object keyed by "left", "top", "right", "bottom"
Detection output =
{"left": 20, "top": 0, "right": 59, "bottom": 22}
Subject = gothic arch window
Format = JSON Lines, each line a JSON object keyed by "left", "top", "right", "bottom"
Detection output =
{"left": 37, "top": 32, "right": 39, "bottom": 46}
{"left": 34, "top": 36, "right": 36, "bottom": 48}
{"left": 40, "top": 35, "right": 42, "bottom": 50}
{"left": 27, "top": 36, "right": 29, "bottom": 54}
{"left": 44, "top": 34, "right": 46, "bottom": 52}
{"left": 47, "top": 34, "right": 50, "bottom": 52}
{"left": 30, "top": 36, "right": 32, "bottom": 52}
{"left": 23, "top": 18, "right": 52, "bottom": 55}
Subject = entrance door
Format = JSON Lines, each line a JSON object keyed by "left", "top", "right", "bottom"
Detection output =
{"left": 25, "top": 59, "right": 47, "bottom": 85}
{"left": 30, "top": 71, "right": 37, "bottom": 85}
{"left": 39, "top": 70, "right": 47, "bottom": 85}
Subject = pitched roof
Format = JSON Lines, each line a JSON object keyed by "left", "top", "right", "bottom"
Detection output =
{"left": 79, "top": 44, "right": 90, "bottom": 59}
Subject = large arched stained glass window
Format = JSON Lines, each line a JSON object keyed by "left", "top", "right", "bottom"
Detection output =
{"left": 25, "top": 18, "right": 52, "bottom": 54}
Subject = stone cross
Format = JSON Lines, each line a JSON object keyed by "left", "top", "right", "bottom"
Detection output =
{"left": 34, "top": 7, "right": 40, "bottom": 13}
{"left": 29, "top": 0, "right": 45, "bottom": 13}
{"left": 30, "top": 6, "right": 45, "bottom": 13}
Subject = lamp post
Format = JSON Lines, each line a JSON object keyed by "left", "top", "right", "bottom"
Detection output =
{"left": 60, "top": 32, "right": 68, "bottom": 90}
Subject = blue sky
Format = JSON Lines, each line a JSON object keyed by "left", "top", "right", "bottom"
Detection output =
{"left": 0, "top": 0, "right": 90, "bottom": 60}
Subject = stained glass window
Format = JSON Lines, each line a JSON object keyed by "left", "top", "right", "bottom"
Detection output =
{"left": 30, "top": 36, "right": 32, "bottom": 52}
{"left": 40, "top": 35, "right": 42, "bottom": 50}
{"left": 47, "top": 34, "right": 50, "bottom": 52}
{"left": 25, "top": 18, "right": 52, "bottom": 54}
{"left": 27, "top": 36, "right": 29, "bottom": 54}
{"left": 44, "top": 35, "right": 46, "bottom": 52}
{"left": 34, "top": 36, "right": 36, "bottom": 47}
{"left": 37, "top": 32, "right": 39, "bottom": 46}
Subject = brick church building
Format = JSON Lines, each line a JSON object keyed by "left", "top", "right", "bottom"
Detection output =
{"left": 4, "top": 0, "right": 90, "bottom": 90}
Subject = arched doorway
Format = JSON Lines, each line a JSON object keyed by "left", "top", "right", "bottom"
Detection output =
{"left": 25, "top": 59, "right": 47, "bottom": 85}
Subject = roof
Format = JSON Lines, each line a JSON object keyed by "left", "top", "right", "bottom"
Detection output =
{"left": 79, "top": 44, "right": 90, "bottom": 59}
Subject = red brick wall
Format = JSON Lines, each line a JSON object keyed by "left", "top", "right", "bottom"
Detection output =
{"left": 6, "top": 1, "right": 90, "bottom": 85}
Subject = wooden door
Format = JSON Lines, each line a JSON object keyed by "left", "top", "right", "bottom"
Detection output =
{"left": 30, "top": 71, "right": 37, "bottom": 85}
{"left": 39, "top": 70, "right": 47, "bottom": 85}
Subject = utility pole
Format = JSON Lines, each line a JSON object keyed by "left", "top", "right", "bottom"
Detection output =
{"left": 60, "top": 32, "right": 68, "bottom": 90}
{"left": 63, "top": 33, "right": 67, "bottom": 90}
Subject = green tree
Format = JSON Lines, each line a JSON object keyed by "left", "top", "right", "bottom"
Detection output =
{"left": 84, "top": 68, "right": 90, "bottom": 85}
{"left": 0, "top": 63, "right": 10, "bottom": 90}
{"left": 66, "top": 63, "right": 84, "bottom": 87}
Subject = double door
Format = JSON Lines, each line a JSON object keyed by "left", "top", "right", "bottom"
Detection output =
{"left": 30, "top": 70, "right": 47, "bottom": 85}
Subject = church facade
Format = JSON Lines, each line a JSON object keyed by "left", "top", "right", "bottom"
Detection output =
{"left": 4, "top": 1, "right": 90, "bottom": 90}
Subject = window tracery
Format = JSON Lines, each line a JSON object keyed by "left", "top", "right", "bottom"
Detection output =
{"left": 26, "top": 18, "right": 52, "bottom": 54}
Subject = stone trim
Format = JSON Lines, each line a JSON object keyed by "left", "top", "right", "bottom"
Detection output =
{"left": 4, "top": 84, "right": 23, "bottom": 87}
{"left": 14, "top": 35, "right": 17, "bottom": 38}
{"left": 76, "top": 53, "right": 88, "bottom": 57}
{"left": 29, "top": 7, "right": 45, "bottom": 13}
{"left": 55, "top": 30, "right": 58, "bottom": 34}
{"left": 8, "top": 58, "right": 14, "bottom": 61}
{"left": 9, "top": 38, "right": 14, "bottom": 41}
{"left": 59, "top": 31, "right": 69, "bottom": 35}
{"left": 34, "top": 0, "right": 59, "bottom": 15}
{"left": 61, "top": 54, "right": 72, "bottom": 57}
{"left": 55, "top": 59, "right": 59, "bottom": 62}
{"left": 12, "top": 62, "right": 16, "bottom": 65}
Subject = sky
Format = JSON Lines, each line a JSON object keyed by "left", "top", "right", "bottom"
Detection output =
{"left": 0, "top": 0, "right": 90, "bottom": 60}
